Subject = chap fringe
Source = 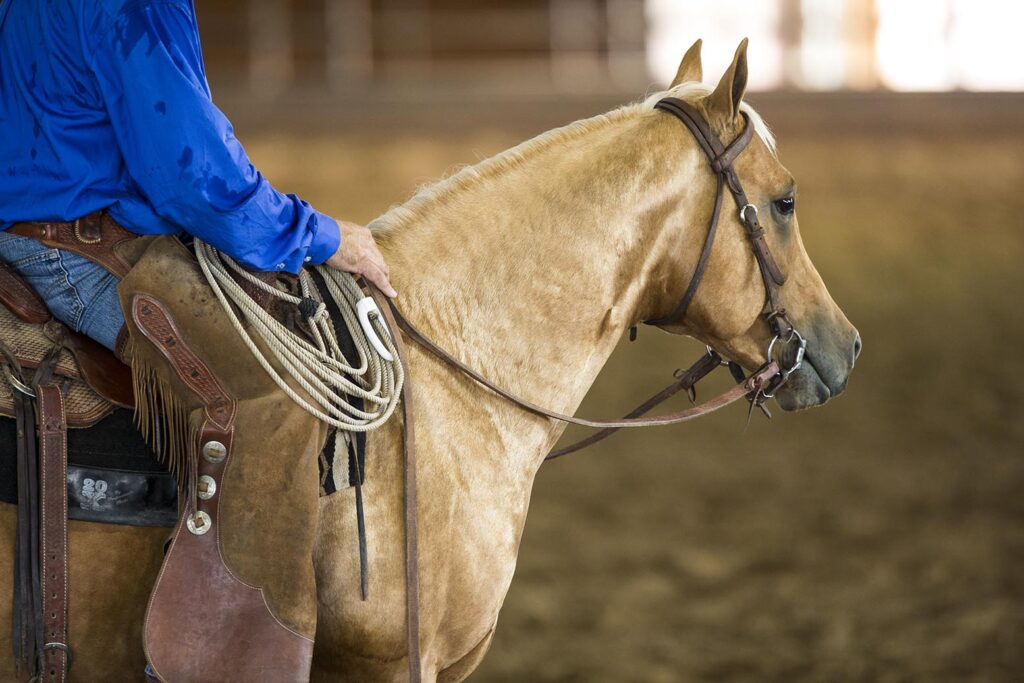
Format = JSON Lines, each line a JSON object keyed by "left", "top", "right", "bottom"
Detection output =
{"left": 127, "top": 338, "right": 200, "bottom": 500}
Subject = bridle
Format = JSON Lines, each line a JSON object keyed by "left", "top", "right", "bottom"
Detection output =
{"left": 646, "top": 97, "right": 806, "bottom": 400}
{"left": 364, "top": 97, "right": 809, "bottom": 682}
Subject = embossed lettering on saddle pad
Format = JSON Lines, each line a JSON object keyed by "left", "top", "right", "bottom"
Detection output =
{"left": 1, "top": 405, "right": 365, "bottom": 528}
{"left": 0, "top": 408, "right": 178, "bottom": 527}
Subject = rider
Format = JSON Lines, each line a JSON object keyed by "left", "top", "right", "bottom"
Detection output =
{"left": 0, "top": 0, "right": 396, "bottom": 352}
{"left": 0, "top": 1, "right": 395, "bottom": 679}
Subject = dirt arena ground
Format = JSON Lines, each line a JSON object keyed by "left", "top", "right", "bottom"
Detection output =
{"left": 234, "top": 95, "right": 1024, "bottom": 681}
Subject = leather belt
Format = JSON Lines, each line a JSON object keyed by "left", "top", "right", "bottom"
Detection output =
{"left": 7, "top": 210, "right": 139, "bottom": 278}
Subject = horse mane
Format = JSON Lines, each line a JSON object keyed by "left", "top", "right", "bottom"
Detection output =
{"left": 369, "top": 82, "right": 775, "bottom": 236}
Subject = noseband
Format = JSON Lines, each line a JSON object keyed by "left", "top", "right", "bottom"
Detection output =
{"left": 646, "top": 97, "right": 805, "bottom": 396}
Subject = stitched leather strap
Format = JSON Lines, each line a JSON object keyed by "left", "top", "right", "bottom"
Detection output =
{"left": 131, "top": 295, "right": 236, "bottom": 433}
{"left": 36, "top": 384, "right": 70, "bottom": 683}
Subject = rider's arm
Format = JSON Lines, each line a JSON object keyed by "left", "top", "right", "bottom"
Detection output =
{"left": 85, "top": 0, "right": 340, "bottom": 273}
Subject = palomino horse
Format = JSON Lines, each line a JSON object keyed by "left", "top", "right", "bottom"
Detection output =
{"left": 0, "top": 40, "right": 858, "bottom": 681}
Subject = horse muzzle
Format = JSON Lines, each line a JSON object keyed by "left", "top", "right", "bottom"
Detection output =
{"left": 770, "top": 328, "right": 860, "bottom": 412}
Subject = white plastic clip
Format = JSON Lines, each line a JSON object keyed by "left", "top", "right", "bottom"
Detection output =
{"left": 356, "top": 297, "right": 394, "bottom": 362}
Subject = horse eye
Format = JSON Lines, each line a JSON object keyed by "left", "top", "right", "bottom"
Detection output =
{"left": 773, "top": 197, "right": 795, "bottom": 216}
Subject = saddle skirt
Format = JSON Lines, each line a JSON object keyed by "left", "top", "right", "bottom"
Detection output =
{"left": 0, "top": 304, "right": 115, "bottom": 427}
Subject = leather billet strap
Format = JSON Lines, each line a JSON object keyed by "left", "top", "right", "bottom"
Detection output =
{"left": 646, "top": 98, "right": 792, "bottom": 338}
{"left": 36, "top": 383, "right": 71, "bottom": 683}
{"left": 5, "top": 336, "right": 72, "bottom": 682}
{"left": 7, "top": 210, "right": 139, "bottom": 278}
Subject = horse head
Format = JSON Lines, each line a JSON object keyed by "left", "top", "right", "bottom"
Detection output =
{"left": 642, "top": 40, "right": 860, "bottom": 411}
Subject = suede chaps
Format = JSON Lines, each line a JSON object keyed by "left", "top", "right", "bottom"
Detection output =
{"left": 117, "top": 236, "right": 326, "bottom": 682}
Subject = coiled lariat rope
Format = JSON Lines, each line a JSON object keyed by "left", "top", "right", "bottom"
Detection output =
{"left": 193, "top": 240, "right": 403, "bottom": 432}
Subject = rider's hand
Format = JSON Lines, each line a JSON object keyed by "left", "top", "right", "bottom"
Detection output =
{"left": 324, "top": 221, "right": 398, "bottom": 298}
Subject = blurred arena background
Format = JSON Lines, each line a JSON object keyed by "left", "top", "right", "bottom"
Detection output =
{"left": 197, "top": 1, "right": 1022, "bottom": 680}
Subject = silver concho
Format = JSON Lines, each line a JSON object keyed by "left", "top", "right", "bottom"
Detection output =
{"left": 201, "top": 440, "right": 227, "bottom": 464}
{"left": 186, "top": 510, "right": 212, "bottom": 535}
{"left": 197, "top": 475, "right": 217, "bottom": 500}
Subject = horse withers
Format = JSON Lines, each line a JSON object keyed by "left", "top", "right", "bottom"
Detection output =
{"left": 1, "top": 39, "right": 858, "bottom": 682}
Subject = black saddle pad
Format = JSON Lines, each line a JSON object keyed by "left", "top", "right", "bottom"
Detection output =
{"left": 0, "top": 408, "right": 178, "bottom": 527}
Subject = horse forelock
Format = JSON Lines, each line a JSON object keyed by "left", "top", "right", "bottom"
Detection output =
{"left": 369, "top": 83, "right": 775, "bottom": 237}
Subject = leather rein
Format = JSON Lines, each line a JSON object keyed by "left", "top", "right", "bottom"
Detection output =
{"left": 367, "top": 97, "right": 807, "bottom": 682}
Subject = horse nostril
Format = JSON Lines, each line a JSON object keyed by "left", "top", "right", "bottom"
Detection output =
{"left": 852, "top": 334, "right": 862, "bottom": 363}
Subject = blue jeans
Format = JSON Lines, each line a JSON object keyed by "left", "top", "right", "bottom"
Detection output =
{"left": 0, "top": 231, "right": 125, "bottom": 351}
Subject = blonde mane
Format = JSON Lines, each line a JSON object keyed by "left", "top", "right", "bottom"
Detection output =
{"left": 369, "top": 82, "right": 775, "bottom": 235}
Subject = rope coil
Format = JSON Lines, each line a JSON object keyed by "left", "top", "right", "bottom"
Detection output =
{"left": 194, "top": 240, "right": 403, "bottom": 432}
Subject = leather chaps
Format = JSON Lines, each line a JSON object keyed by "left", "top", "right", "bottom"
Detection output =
{"left": 117, "top": 236, "right": 326, "bottom": 682}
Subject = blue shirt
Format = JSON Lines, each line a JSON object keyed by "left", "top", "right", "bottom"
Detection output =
{"left": 0, "top": 0, "right": 340, "bottom": 273}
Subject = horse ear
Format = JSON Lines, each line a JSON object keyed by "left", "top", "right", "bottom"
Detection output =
{"left": 707, "top": 38, "right": 749, "bottom": 123}
{"left": 670, "top": 39, "right": 703, "bottom": 87}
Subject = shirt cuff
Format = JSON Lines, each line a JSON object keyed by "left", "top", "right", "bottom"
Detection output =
{"left": 305, "top": 212, "right": 341, "bottom": 266}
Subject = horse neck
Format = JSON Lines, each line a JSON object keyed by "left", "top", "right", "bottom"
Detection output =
{"left": 376, "top": 112, "right": 701, "bottom": 471}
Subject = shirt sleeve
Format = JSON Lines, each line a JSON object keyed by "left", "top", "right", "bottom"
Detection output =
{"left": 86, "top": 0, "right": 340, "bottom": 272}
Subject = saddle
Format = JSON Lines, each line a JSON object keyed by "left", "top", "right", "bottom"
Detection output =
{"left": 1, "top": 217, "right": 365, "bottom": 682}
{"left": 0, "top": 215, "right": 147, "bottom": 682}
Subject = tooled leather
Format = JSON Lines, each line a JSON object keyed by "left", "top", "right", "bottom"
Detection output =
{"left": 7, "top": 211, "right": 137, "bottom": 278}
{"left": 37, "top": 385, "right": 69, "bottom": 683}
{"left": 143, "top": 420, "right": 314, "bottom": 682}
{"left": 0, "top": 262, "right": 51, "bottom": 325}
{"left": 131, "top": 294, "right": 236, "bottom": 432}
